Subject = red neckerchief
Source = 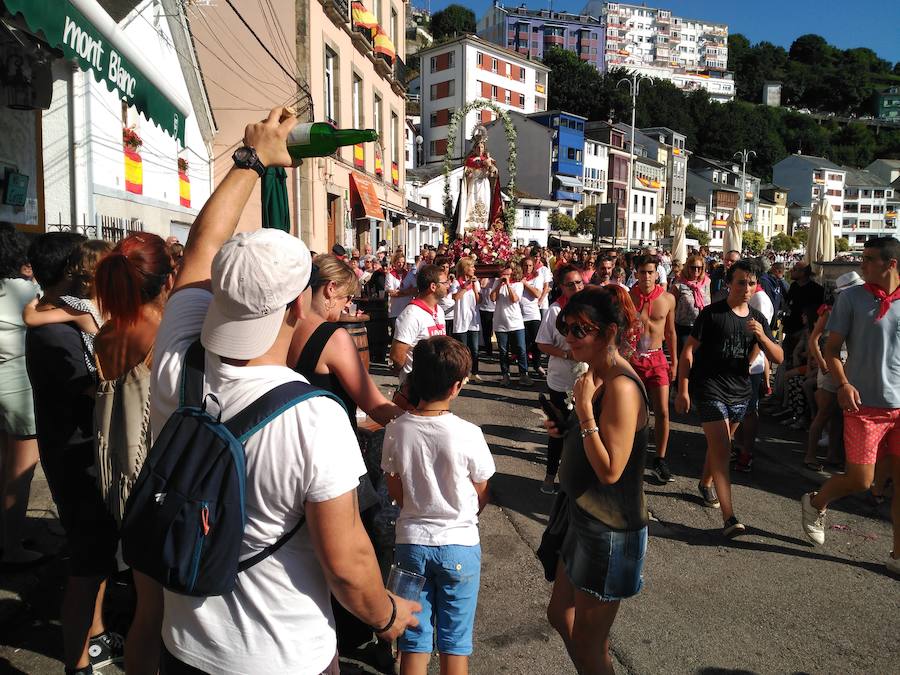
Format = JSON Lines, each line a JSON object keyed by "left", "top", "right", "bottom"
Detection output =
{"left": 680, "top": 275, "right": 706, "bottom": 311}
{"left": 556, "top": 295, "right": 570, "bottom": 311}
{"left": 816, "top": 303, "right": 831, "bottom": 317}
{"left": 410, "top": 298, "right": 438, "bottom": 321}
{"left": 754, "top": 283, "right": 764, "bottom": 294}
{"left": 525, "top": 271, "right": 538, "bottom": 281}
{"left": 863, "top": 282, "right": 900, "bottom": 321}
{"left": 389, "top": 267, "right": 404, "bottom": 282}
{"left": 633, "top": 284, "right": 664, "bottom": 314}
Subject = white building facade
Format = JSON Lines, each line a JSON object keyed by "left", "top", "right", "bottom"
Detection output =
{"left": 628, "top": 184, "right": 657, "bottom": 245}
{"left": 418, "top": 35, "right": 550, "bottom": 164}
{"left": 581, "top": 1, "right": 734, "bottom": 102}
{"left": 513, "top": 197, "right": 559, "bottom": 247}
{"left": 582, "top": 138, "right": 609, "bottom": 210}
{"left": 841, "top": 168, "right": 896, "bottom": 248}
{"left": 773, "top": 154, "right": 846, "bottom": 237}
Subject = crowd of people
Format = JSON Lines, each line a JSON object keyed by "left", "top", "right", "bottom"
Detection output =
{"left": 0, "top": 108, "right": 897, "bottom": 675}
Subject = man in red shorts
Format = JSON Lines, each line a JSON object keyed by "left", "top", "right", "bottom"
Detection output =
{"left": 630, "top": 255, "right": 678, "bottom": 482}
{"left": 801, "top": 236, "right": 900, "bottom": 574}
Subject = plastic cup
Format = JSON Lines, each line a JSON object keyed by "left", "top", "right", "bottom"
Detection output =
{"left": 387, "top": 564, "right": 425, "bottom": 601}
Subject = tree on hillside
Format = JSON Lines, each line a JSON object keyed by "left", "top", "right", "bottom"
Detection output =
{"left": 543, "top": 48, "right": 619, "bottom": 120}
{"left": 430, "top": 5, "right": 475, "bottom": 40}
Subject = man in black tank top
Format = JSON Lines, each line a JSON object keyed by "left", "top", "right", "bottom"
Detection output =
{"left": 676, "top": 260, "right": 783, "bottom": 538}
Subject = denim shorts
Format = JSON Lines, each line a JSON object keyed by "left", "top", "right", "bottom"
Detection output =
{"left": 394, "top": 543, "right": 481, "bottom": 656}
{"left": 697, "top": 399, "right": 750, "bottom": 424}
{"left": 561, "top": 504, "right": 647, "bottom": 602}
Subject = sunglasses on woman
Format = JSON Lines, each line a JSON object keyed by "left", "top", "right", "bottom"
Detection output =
{"left": 558, "top": 321, "right": 599, "bottom": 339}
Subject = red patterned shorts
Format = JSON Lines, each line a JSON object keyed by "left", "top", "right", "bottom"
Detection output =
{"left": 630, "top": 349, "right": 670, "bottom": 389}
{"left": 843, "top": 406, "right": 900, "bottom": 466}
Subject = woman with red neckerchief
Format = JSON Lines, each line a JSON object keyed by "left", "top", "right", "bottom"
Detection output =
{"left": 670, "top": 253, "right": 711, "bottom": 356}
{"left": 385, "top": 250, "right": 417, "bottom": 336}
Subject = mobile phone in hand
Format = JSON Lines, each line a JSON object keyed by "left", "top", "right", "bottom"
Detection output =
{"left": 539, "top": 393, "right": 564, "bottom": 427}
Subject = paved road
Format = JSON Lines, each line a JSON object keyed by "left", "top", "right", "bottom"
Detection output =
{"left": 1, "top": 358, "right": 895, "bottom": 674}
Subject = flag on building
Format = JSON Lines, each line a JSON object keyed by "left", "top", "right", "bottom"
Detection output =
{"left": 124, "top": 149, "right": 143, "bottom": 195}
{"left": 354, "top": 143, "right": 365, "bottom": 169}
{"left": 179, "top": 169, "right": 190, "bottom": 208}
{"left": 391, "top": 161, "right": 399, "bottom": 187}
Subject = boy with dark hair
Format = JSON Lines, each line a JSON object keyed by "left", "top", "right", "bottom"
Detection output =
{"left": 676, "top": 259, "right": 783, "bottom": 537}
{"left": 383, "top": 336, "right": 495, "bottom": 675}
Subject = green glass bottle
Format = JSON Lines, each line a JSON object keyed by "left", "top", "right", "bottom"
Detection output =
{"left": 287, "top": 123, "right": 379, "bottom": 159}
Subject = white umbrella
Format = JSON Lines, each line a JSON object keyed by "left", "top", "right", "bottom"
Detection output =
{"left": 723, "top": 208, "right": 743, "bottom": 255}
{"left": 671, "top": 215, "right": 687, "bottom": 264}
{"left": 806, "top": 197, "right": 835, "bottom": 265}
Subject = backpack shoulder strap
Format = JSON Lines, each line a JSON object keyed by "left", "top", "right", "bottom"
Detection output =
{"left": 224, "top": 380, "right": 347, "bottom": 442}
{"left": 224, "top": 380, "right": 347, "bottom": 573}
{"left": 179, "top": 340, "right": 206, "bottom": 408}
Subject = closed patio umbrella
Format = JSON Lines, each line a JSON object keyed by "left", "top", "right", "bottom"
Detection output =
{"left": 806, "top": 197, "right": 835, "bottom": 265}
{"left": 671, "top": 215, "right": 688, "bottom": 263}
{"left": 723, "top": 208, "right": 743, "bottom": 255}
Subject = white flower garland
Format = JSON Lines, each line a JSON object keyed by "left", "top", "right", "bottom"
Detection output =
{"left": 443, "top": 99, "right": 518, "bottom": 233}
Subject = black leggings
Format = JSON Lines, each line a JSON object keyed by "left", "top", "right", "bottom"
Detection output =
{"left": 524, "top": 319, "right": 542, "bottom": 371}
{"left": 546, "top": 388, "right": 571, "bottom": 478}
{"left": 479, "top": 310, "right": 494, "bottom": 355}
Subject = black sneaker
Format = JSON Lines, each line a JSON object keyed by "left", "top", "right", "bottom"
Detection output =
{"left": 723, "top": 516, "right": 746, "bottom": 538}
{"left": 652, "top": 457, "right": 674, "bottom": 482}
{"left": 735, "top": 453, "right": 753, "bottom": 473}
{"left": 698, "top": 482, "right": 720, "bottom": 508}
{"left": 88, "top": 631, "right": 124, "bottom": 669}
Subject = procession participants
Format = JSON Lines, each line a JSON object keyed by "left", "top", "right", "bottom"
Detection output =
{"left": 676, "top": 260, "right": 783, "bottom": 537}
{"left": 478, "top": 276, "right": 497, "bottom": 358}
{"left": 669, "top": 254, "right": 710, "bottom": 356}
{"left": 386, "top": 251, "right": 417, "bottom": 333}
{"left": 451, "top": 257, "right": 483, "bottom": 383}
{"left": 520, "top": 257, "right": 545, "bottom": 377}
{"left": 782, "top": 261, "right": 824, "bottom": 364}
{"left": 490, "top": 264, "right": 532, "bottom": 387}
{"left": 802, "top": 237, "right": 900, "bottom": 575}
{"left": 590, "top": 256, "right": 614, "bottom": 286}
{"left": 710, "top": 250, "right": 740, "bottom": 301}
{"left": 544, "top": 287, "right": 650, "bottom": 675}
{"left": 535, "top": 248, "right": 554, "bottom": 322}
{"left": 629, "top": 256, "right": 678, "bottom": 483}
{"left": 435, "top": 255, "right": 455, "bottom": 336}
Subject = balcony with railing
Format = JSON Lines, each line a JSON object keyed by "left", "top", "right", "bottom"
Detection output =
{"left": 321, "top": 0, "right": 350, "bottom": 26}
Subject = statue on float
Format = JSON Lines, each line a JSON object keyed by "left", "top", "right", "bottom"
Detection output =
{"left": 457, "top": 125, "right": 502, "bottom": 232}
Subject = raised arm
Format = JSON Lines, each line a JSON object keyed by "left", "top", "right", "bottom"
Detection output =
{"left": 173, "top": 108, "right": 298, "bottom": 293}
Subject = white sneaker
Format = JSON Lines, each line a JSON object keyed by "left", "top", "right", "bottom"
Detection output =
{"left": 800, "top": 492, "right": 826, "bottom": 546}
{"left": 471, "top": 374, "right": 483, "bottom": 383}
{"left": 887, "top": 553, "right": 900, "bottom": 575}
{"left": 818, "top": 432, "right": 829, "bottom": 448}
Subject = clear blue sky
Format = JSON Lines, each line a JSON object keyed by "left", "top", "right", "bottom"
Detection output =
{"left": 422, "top": 0, "right": 900, "bottom": 64}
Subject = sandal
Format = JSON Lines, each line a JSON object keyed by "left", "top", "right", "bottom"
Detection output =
{"left": 803, "top": 461, "right": 824, "bottom": 472}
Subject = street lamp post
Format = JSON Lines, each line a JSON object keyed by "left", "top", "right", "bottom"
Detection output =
{"left": 618, "top": 72, "right": 650, "bottom": 250}
{"left": 734, "top": 148, "right": 756, "bottom": 232}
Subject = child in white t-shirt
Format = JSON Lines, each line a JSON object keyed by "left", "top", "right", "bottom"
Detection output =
{"left": 382, "top": 336, "right": 495, "bottom": 674}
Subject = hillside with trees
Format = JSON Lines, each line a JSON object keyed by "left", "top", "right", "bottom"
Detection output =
{"left": 542, "top": 41, "right": 900, "bottom": 182}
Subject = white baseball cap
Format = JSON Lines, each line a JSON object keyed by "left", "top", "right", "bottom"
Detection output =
{"left": 201, "top": 230, "right": 311, "bottom": 360}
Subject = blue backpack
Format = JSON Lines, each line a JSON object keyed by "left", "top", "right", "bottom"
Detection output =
{"left": 121, "top": 340, "right": 344, "bottom": 596}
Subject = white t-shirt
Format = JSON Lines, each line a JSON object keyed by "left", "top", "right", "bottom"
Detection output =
{"left": 519, "top": 275, "right": 543, "bottom": 322}
{"left": 386, "top": 268, "right": 417, "bottom": 318}
{"left": 452, "top": 280, "right": 481, "bottom": 333}
{"left": 491, "top": 280, "right": 525, "bottom": 332}
{"left": 536, "top": 302, "right": 586, "bottom": 392}
{"left": 439, "top": 281, "right": 456, "bottom": 321}
{"left": 748, "top": 289, "right": 775, "bottom": 375}
{"left": 151, "top": 289, "right": 365, "bottom": 675}
{"left": 537, "top": 265, "right": 554, "bottom": 310}
{"left": 393, "top": 300, "right": 446, "bottom": 383}
{"left": 478, "top": 278, "right": 496, "bottom": 312}
{"left": 382, "top": 413, "right": 495, "bottom": 546}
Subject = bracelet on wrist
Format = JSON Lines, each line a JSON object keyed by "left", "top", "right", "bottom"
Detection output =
{"left": 371, "top": 594, "right": 396, "bottom": 634}
{"left": 580, "top": 426, "right": 599, "bottom": 439}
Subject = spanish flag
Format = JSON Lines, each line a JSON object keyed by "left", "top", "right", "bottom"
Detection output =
{"left": 125, "top": 149, "right": 143, "bottom": 195}
{"left": 179, "top": 170, "right": 191, "bottom": 208}
{"left": 375, "top": 148, "right": 383, "bottom": 176}
{"left": 351, "top": 1, "right": 378, "bottom": 31}
{"left": 374, "top": 26, "right": 396, "bottom": 63}
{"left": 354, "top": 143, "right": 365, "bottom": 169}
{"left": 391, "top": 161, "right": 399, "bottom": 187}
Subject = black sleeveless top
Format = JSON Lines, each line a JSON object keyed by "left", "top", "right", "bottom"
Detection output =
{"left": 294, "top": 322, "right": 358, "bottom": 430}
{"left": 558, "top": 370, "right": 650, "bottom": 531}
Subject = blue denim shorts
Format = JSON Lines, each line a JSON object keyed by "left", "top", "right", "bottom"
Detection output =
{"left": 394, "top": 543, "right": 481, "bottom": 656}
{"left": 697, "top": 399, "right": 750, "bottom": 424}
{"left": 561, "top": 504, "right": 647, "bottom": 602}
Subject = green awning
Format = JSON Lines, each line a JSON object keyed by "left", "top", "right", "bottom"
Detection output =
{"left": 4, "top": 0, "right": 189, "bottom": 145}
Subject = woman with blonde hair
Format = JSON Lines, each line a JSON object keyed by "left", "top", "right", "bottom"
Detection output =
{"left": 288, "top": 254, "right": 403, "bottom": 672}
{"left": 451, "top": 256, "right": 482, "bottom": 382}
{"left": 490, "top": 262, "right": 532, "bottom": 387}
{"left": 669, "top": 253, "right": 710, "bottom": 355}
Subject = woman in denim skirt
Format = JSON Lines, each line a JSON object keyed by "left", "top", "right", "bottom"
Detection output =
{"left": 542, "top": 286, "right": 650, "bottom": 674}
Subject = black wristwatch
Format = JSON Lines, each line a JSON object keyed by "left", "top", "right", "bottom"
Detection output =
{"left": 232, "top": 146, "right": 266, "bottom": 177}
